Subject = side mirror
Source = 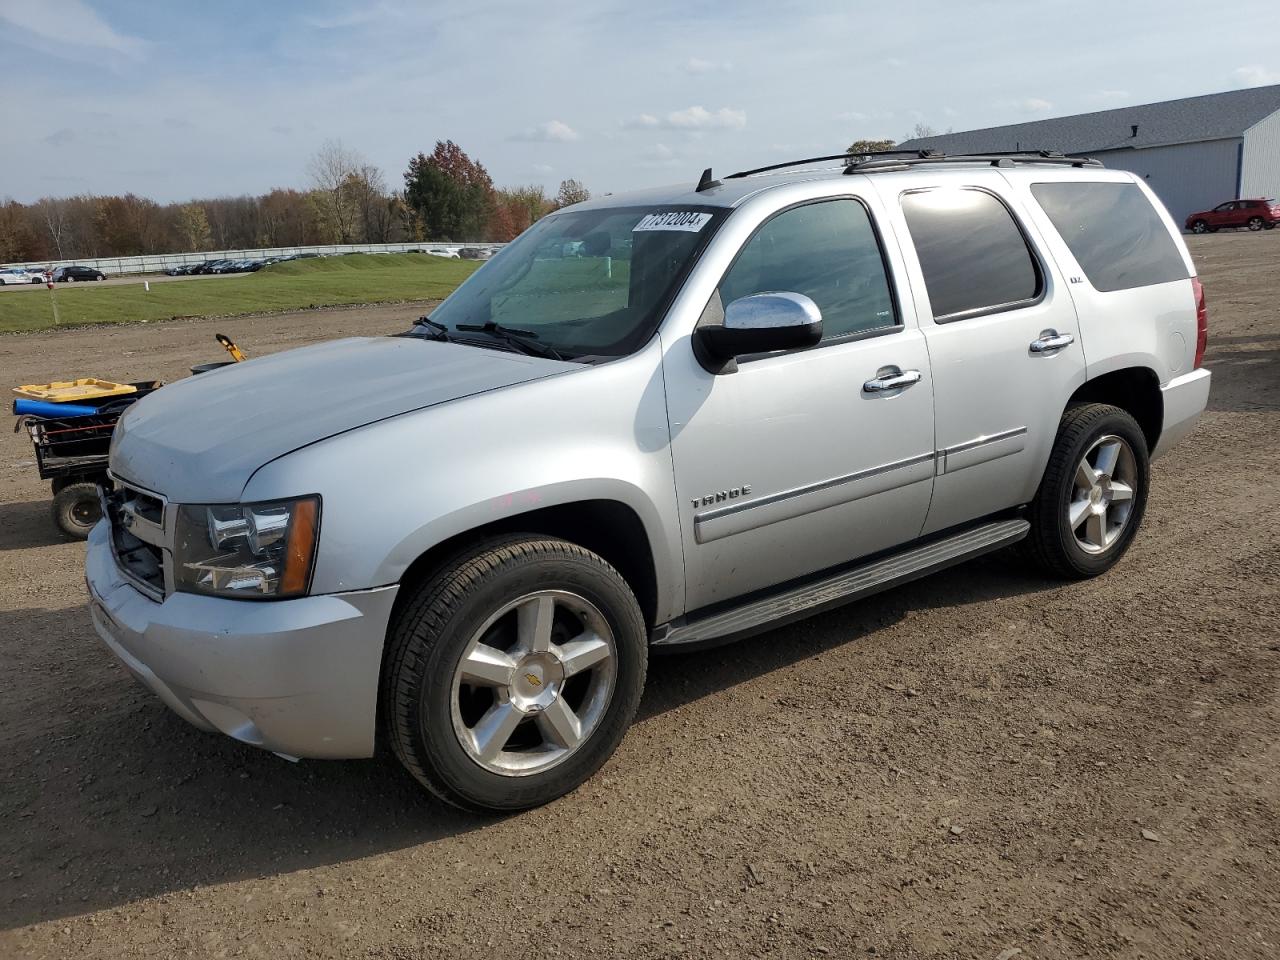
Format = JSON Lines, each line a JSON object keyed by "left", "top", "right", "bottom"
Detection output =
{"left": 695, "top": 292, "right": 823, "bottom": 373}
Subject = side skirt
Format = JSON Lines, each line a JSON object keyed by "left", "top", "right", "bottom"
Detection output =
{"left": 651, "top": 516, "right": 1029, "bottom": 649}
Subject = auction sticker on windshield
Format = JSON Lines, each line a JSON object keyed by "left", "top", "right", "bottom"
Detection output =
{"left": 633, "top": 211, "right": 713, "bottom": 232}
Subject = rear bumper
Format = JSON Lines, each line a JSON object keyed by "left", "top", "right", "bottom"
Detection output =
{"left": 85, "top": 521, "right": 398, "bottom": 759}
{"left": 1151, "top": 368, "right": 1211, "bottom": 460}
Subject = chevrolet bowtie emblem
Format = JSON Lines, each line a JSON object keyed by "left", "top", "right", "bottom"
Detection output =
{"left": 524, "top": 672, "right": 542, "bottom": 687}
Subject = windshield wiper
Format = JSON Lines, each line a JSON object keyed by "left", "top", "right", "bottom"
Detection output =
{"left": 411, "top": 316, "right": 451, "bottom": 341}
{"left": 455, "top": 321, "right": 566, "bottom": 361}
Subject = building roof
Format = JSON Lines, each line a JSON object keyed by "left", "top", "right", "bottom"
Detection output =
{"left": 898, "top": 85, "right": 1280, "bottom": 155}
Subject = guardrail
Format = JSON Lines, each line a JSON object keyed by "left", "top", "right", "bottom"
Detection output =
{"left": 2, "top": 241, "right": 503, "bottom": 278}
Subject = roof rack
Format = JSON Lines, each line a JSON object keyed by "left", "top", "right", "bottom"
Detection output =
{"left": 720, "top": 149, "right": 1101, "bottom": 182}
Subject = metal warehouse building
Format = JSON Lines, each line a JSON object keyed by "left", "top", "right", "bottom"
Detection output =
{"left": 899, "top": 85, "right": 1280, "bottom": 225}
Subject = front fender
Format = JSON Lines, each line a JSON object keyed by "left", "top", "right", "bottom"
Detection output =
{"left": 242, "top": 337, "right": 686, "bottom": 622}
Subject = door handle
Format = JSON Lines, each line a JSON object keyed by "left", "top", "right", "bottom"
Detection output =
{"left": 1030, "top": 331, "right": 1075, "bottom": 353}
{"left": 863, "top": 368, "right": 922, "bottom": 393}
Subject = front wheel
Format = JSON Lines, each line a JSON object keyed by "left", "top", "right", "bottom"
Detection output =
{"left": 382, "top": 535, "right": 647, "bottom": 812}
{"left": 1190, "top": 220, "right": 1209, "bottom": 234}
{"left": 1025, "top": 404, "right": 1150, "bottom": 579}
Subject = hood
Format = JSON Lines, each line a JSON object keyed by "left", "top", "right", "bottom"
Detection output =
{"left": 111, "top": 336, "right": 570, "bottom": 502}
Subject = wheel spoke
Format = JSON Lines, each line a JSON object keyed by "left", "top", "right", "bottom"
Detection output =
{"left": 1074, "top": 460, "right": 1098, "bottom": 492}
{"left": 1068, "top": 498, "right": 1092, "bottom": 531}
{"left": 536, "top": 697, "right": 583, "bottom": 750}
{"left": 557, "top": 633, "right": 611, "bottom": 678}
{"left": 1109, "top": 481, "right": 1134, "bottom": 503}
{"left": 1085, "top": 511, "right": 1106, "bottom": 549}
{"left": 1094, "top": 440, "right": 1121, "bottom": 478}
{"left": 517, "top": 595, "right": 556, "bottom": 653}
{"left": 459, "top": 644, "right": 517, "bottom": 688}
{"left": 470, "top": 702, "right": 525, "bottom": 761}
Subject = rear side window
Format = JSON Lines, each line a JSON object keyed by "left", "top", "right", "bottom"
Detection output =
{"left": 900, "top": 188, "right": 1041, "bottom": 321}
{"left": 719, "top": 198, "right": 897, "bottom": 341}
{"left": 1030, "top": 182, "right": 1189, "bottom": 292}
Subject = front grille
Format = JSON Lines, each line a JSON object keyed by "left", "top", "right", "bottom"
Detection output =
{"left": 104, "top": 481, "right": 167, "bottom": 598}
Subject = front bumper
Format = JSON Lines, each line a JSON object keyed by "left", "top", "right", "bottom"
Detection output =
{"left": 85, "top": 520, "right": 398, "bottom": 759}
{"left": 1151, "top": 368, "right": 1211, "bottom": 460}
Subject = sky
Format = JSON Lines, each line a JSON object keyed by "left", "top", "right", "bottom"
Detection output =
{"left": 1, "top": 0, "right": 1278, "bottom": 205}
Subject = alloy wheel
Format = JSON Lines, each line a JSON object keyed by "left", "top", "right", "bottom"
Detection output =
{"left": 1248, "top": 217, "right": 1264, "bottom": 231}
{"left": 1068, "top": 434, "right": 1137, "bottom": 554}
{"left": 449, "top": 590, "right": 617, "bottom": 777}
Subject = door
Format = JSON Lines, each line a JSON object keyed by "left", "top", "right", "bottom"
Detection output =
{"left": 1210, "top": 201, "right": 1236, "bottom": 228}
{"left": 877, "top": 176, "right": 1088, "bottom": 535}
{"left": 663, "top": 195, "right": 936, "bottom": 612}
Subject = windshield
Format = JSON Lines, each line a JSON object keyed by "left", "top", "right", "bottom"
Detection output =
{"left": 419, "top": 204, "right": 726, "bottom": 359}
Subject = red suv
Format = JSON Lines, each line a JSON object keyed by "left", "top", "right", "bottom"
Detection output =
{"left": 1185, "top": 198, "right": 1279, "bottom": 233}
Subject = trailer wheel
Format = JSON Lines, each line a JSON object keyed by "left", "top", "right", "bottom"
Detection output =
{"left": 52, "top": 482, "right": 102, "bottom": 540}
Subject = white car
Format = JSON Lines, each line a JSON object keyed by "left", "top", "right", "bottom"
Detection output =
{"left": 0, "top": 268, "right": 41, "bottom": 285}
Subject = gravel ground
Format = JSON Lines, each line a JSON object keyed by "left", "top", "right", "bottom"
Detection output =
{"left": 1, "top": 235, "right": 1277, "bottom": 960}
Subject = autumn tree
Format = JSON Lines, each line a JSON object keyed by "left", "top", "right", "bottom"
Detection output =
{"left": 488, "top": 185, "right": 552, "bottom": 241}
{"left": 258, "top": 188, "right": 315, "bottom": 247}
{"left": 403, "top": 141, "right": 494, "bottom": 241}
{"left": 94, "top": 194, "right": 164, "bottom": 256}
{"left": 308, "top": 139, "right": 364, "bottom": 243}
{"left": 554, "top": 179, "right": 590, "bottom": 208}
{"left": 0, "top": 201, "right": 42, "bottom": 262}
{"left": 174, "top": 203, "right": 212, "bottom": 251}
{"left": 845, "top": 138, "right": 897, "bottom": 162}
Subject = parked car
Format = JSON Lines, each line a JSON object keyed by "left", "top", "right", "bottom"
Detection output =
{"left": 88, "top": 155, "right": 1210, "bottom": 813}
{"left": 426, "top": 248, "right": 460, "bottom": 259}
{"left": 52, "top": 265, "right": 107, "bottom": 282}
{"left": 1185, "top": 198, "right": 1280, "bottom": 233}
{"left": 0, "top": 268, "right": 40, "bottom": 285}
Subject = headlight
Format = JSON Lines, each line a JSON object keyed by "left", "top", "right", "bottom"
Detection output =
{"left": 173, "top": 496, "right": 320, "bottom": 599}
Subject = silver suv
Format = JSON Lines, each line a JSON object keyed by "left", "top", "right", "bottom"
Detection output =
{"left": 87, "top": 152, "right": 1211, "bottom": 811}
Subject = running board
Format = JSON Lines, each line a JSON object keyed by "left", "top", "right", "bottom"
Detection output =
{"left": 653, "top": 517, "right": 1029, "bottom": 648}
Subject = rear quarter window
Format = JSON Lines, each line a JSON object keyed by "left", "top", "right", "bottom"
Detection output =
{"left": 1030, "top": 181, "right": 1189, "bottom": 292}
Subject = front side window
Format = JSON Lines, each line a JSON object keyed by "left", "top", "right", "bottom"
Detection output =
{"left": 1030, "top": 181, "right": 1189, "bottom": 293}
{"left": 423, "top": 205, "right": 725, "bottom": 359}
{"left": 717, "top": 198, "right": 897, "bottom": 342}
{"left": 900, "top": 188, "right": 1041, "bottom": 321}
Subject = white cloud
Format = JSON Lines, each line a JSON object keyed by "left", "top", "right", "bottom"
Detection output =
{"left": 684, "top": 57, "right": 731, "bottom": 75}
{"left": 638, "top": 142, "right": 680, "bottom": 168}
{"left": 627, "top": 106, "right": 746, "bottom": 131}
{"left": 0, "top": 0, "right": 147, "bottom": 58}
{"left": 836, "top": 110, "right": 867, "bottom": 122}
{"left": 508, "top": 120, "right": 580, "bottom": 142}
{"left": 1232, "top": 65, "right": 1280, "bottom": 87}
{"left": 1093, "top": 89, "right": 1131, "bottom": 101}
{"left": 1019, "top": 97, "right": 1053, "bottom": 113}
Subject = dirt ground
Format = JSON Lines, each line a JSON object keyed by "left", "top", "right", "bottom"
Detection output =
{"left": 1, "top": 235, "right": 1277, "bottom": 960}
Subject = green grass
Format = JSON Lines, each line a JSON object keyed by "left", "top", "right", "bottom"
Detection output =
{"left": 0, "top": 254, "right": 481, "bottom": 334}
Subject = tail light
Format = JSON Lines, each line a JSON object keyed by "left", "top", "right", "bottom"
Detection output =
{"left": 1191, "top": 276, "right": 1208, "bottom": 368}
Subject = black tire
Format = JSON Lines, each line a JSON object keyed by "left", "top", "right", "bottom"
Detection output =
{"left": 1025, "top": 403, "right": 1150, "bottom": 579}
{"left": 52, "top": 482, "right": 102, "bottom": 540}
{"left": 382, "top": 535, "right": 648, "bottom": 812}
{"left": 1190, "top": 220, "right": 1208, "bottom": 234}
{"left": 1247, "top": 217, "right": 1264, "bottom": 231}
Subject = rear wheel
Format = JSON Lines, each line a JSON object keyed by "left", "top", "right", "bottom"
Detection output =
{"left": 383, "top": 535, "right": 647, "bottom": 812}
{"left": 1025, "top": 404, "right": 1150, "bottom": 579}
{"left": 52, "top": 482, "right": 102, "bottom": 540}
{"left": 1248, "top": 216, "right": 1264, "bottom": 231}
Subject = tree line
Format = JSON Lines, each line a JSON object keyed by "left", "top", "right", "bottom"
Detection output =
{"left": 0, "top": 139, "right": 590, "bottom": 264}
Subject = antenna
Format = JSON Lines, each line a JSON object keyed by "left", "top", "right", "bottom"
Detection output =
{"left": 696, "top": 167, "right": 720, "bottom": 192}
